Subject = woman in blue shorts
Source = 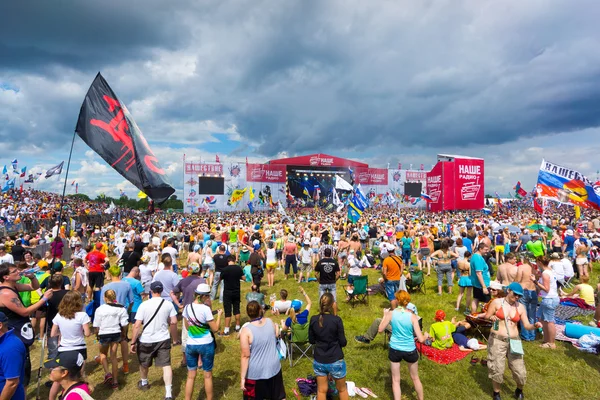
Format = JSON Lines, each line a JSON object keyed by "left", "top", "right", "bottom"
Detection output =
{"left": 309, "top": 293, "right": 348, "bottom": 400}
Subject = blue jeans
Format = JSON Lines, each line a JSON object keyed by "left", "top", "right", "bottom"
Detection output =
{"left": 402, "top": 248, "right": 412, "bottom": 266}
{"left": 210, "top": 271, "right": 223, "bottom": 302}
{"left": 520, "top": 289, "right": 538, "bottom": 341}
{"left": 538, "top": 297, "right": 559, "bottom": 322}
{"left": 313, "top": 359, "right": 347, "bottom": 379}
{"left": 185, "top": 343, "right": 215, "bottom": 371}
{"left": 319, "top": 284, "right": 337, "bottom": 302}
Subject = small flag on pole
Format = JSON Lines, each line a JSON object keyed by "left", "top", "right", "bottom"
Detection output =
{"left": 45, "top": 161, "right": 64, "bottom": 178}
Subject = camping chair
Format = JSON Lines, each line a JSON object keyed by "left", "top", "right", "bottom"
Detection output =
{"left": 406, "top": 269, "right": 426, "bottom": 294}
{"left": 465, "top": 314, "right": 493, "bottom": 342}
{"left": 287, "top": 322, "right": 312, "bottom": 367}
{"left": 345, "top": 275, "right": 368, "bottom": 307}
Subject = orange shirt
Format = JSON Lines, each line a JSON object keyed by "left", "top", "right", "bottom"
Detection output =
{"left": 383, "top": 255, "right": 402, "bottom": 281}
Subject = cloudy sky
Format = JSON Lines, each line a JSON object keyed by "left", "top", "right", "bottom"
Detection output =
{"left": 1, "top": 0, "right": 600, "bottom": 199}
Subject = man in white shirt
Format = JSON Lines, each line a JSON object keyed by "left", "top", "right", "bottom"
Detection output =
{"left": 130, "top": 281, "right": 177, "bottom": 400}
{"left": 161, "top": 239, "right": 179, "bottom": 272}
{"left": 0, "top": 245, "right": 14, "bottom": 264}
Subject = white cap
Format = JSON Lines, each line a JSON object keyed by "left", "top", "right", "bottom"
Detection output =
{"left": 195, "top": 283, "right": 211, "bottom": 295}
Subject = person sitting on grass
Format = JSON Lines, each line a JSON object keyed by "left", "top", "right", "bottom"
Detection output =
{"left": 245, "top": 285, "right": 265, "bottom": 308}
{"left": 428, "top": 309, "right": 486, "bottom": 352}
{"left": 355, "top": 302, "right": 420, "bottom": 344}
{"left": 271, "top": 289, "right": 292, "bottom": 316}
{"left": 281, "top": 287, "right": 312, "bottom": 334}
{"left": 561, "top": 275, "right": 595, "bottom": 306}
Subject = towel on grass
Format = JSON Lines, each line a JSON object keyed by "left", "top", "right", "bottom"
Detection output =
{"left": 418, "top": 343, "right": 470, "bottom": 365}
{"left": 555, "top": 305, "right": 595, "bottom": 320}
{"left": 560, "top": 298, "right": 596, "bottom": 310}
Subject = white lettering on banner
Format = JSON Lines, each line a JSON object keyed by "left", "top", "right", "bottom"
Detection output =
{"left": 250, "top": 168, "right": 283, "bottom": 181}
{"left": 358, "top": 172, "right": 386, "bottom": 183}
{"left": 185, "top": 163, "right": 223, "bottom": 175}
{"left": 458, "top": 164, "right": 482, "bottom": 181}
{"left": 309, "top": 156, "right": 334, "bottom": 166}
{"left": 542, "top": 161, "right": 593, "bottom": 185}
{"left": 427, "top": 176, "right": 441, "bottom": 183}
{"left": 406, "top": 171, "right": 427, "bottom": 181}
{"left": 427, "top": 174, "right": 442, "bottom": 202}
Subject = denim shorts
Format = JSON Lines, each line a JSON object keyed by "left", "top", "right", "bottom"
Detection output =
{"left": 185, "top": 342, "right": 215, "bottom": 372}
{"left": 385, "top": 280, "right": 400, "bottom": 301}
{"left": 313, "top": 359, "right": 347, "bottom": 379}
{"left": 538, "top": 297, "right": 559, "bottom": 322}
{"left": 98, "top": 333, "right": 122, "bottom": 346}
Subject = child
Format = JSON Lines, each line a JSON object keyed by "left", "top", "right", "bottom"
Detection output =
{"left": 429, "top": 310, "right": 486, "bottom": 352}
{"left": 93, "top": 289, "right": 129, "bottom": 389}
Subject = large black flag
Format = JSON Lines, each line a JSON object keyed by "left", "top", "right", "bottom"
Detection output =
{"left": 75, "top": 73, "right": 175, "bottom": 203}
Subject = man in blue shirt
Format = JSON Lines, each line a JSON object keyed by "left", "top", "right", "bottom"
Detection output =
{"left": 122, "top": 267, "right": 146, "bottom": 322}
{"left": 461, "top": 232, "right": 473, "bottom": 253}
{"left": 0, "top": 311, "right": 26, "bottom": 400}
{"left": 469, "top": 243, "right": 491, "bottom": 314}
{"left": 562, "top": 229, "right": 576, "bottom": 258}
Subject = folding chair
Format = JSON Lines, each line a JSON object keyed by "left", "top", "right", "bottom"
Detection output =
{"left": 465, "top": 314, "right": 493, "bottom": 342}
{"left": 406, "top": 269, "right": 426, "bottom": 294}
{"left": 287, "top": 322, "right": 312, "bottom": 367}
{"left": 345, "top": 276, "right": 368, "bottom": 307}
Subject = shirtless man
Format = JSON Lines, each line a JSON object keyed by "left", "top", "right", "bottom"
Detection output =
{"left": 186, "top": 244, "right": 202, "bottom": 266}
{"left": 495, "top": 252, "right": 518, "bottom": 286}
{"left": 514, "top": 255, "right": 538, "bottom": 341}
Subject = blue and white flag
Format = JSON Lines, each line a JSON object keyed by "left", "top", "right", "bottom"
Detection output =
{"left": 2, "top": 178, "right": 15, "bottom": 192}
{"left": 11, "top": 159, "right": 17, "bottom": 171}
{"left": 355, "top": 184, "right": 369, "bottom": 209}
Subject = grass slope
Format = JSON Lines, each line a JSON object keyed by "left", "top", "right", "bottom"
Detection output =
{"left": 27, "top": 261, "right": 600, "bottom": 400}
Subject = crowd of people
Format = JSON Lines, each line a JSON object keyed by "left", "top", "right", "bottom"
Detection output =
{"left": 0, "top": 191, "right": 598, "bottom": 399}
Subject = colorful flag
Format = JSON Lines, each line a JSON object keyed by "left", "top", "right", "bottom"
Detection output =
{"left": 71, "top": 180, "right": 76, "bottom": 186}
{"left": 24, "top": 174, "right": 34, "bottom": 184}
{"left": 75, "top": 183, "right": 79, "bottom": 194}
{"left": 19, "top": 167, "right": 26, "bottom": 178}
{"left": 355, "top": 185, "right": 369, "bottom": 209}
{"left": 229, "top": 188, "right": 247, "bottom": 204}
{"left": 575, "top": 205, "right": 581, "bottom": 220}
{"left": 137, "top": 191, "right": 147, "bottom": 199}
{"left": 335, "top": 175, "right": 353, "bottom": 191}
{"left": 45, "top": 161, "right": 64, "bottom": 178}
{"left": 75, "top": 73, "right": 175, "bottom": 203}
{"left": 278, "top": 201, "right": 287, "bottom": 217}
{"left": 1, "top": 178, "right": 15, "bottom": 193}
{"left": 536, "top": 159, "right": 600, "bottom": 210}
{"left": 247, "top": 202, "right": 255, "bottom": 214}
{"left": 216, "top": 154, "right": 220, "bottom": 163}
{"left": 303, "top": 187, "right": 310, "bottom": 197}
{"left": 1, "top": 166, "right": 5, "bottom": 175}
{"left": 11, "top": 159, "right": 17, "bottom": 171}
{"left": 248, "top": 187, "right": 255, "bottom": 201}
{"left": 421, "top": 192, "right": 432, "bottom": 202}
{"left": 398, "top": 162, "right": 402, "bottom": 170}
{"left": 119, "top": 189, "right": 126, "bottom": 198}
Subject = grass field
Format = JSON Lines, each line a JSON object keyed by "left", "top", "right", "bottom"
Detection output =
{"left": 26, "top": 259, "right": 600, "bottom": 400}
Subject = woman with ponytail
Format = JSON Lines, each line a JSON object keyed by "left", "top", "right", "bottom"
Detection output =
{"left": 308, "top": 293, "right": 348, "bottom": 400}
{"left": 92, "top": 289, "right": 129, "bottom": 389}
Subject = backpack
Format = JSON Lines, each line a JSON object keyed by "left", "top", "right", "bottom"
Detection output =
{"left": 65, "top": 388, "right": 94, "bottom": 400}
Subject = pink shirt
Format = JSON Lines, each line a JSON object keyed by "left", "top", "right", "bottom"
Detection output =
{"left": 283, "top": 242, "right": 297, "bottom": 255}
{"left": 63, "top": 383, "right": 91, "bottom": 400}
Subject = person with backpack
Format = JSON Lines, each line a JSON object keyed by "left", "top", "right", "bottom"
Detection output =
{"left": 182, "top": 283, "right": 222, "bottom": 400}
{"left": 45, "top": 350, "right": 94, "bottom": 400}
{"left": 382, "top": 250, "right": 404, "bottom": 305}
{"left": 130, "top": 281, "right": 178, "bottom": 400}
{"left": 93, "top": 289, "right": 129, "bottom": 389}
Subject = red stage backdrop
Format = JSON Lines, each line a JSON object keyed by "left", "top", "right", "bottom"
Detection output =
{"left": 427, "top": 163, "right": 444, "bottom": 212}
{"left": 246, "top": 163, "right": 287, "bottom": 183}
{"left": 426, "top": 155, "right": 484, "bottom": 211}
{"left": 355, "top": 167, "right": 388, "bottom": 185}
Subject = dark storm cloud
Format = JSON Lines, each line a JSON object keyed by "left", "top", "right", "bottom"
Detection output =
{"left": 0, "top": 0, "right": 189, "bottom": 73}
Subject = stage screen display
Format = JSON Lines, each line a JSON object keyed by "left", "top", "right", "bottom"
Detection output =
{"left": 198, "top": 177, "right": 225, "bottom": 195}
{"left": 404, "top": 182, "right": 422, "bottom": 197}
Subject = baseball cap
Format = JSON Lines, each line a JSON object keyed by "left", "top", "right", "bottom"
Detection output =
{"left": 0, "top": 312, "right": 8, "bottom": 323}
{"left": 44, "top": 350, "right": 85, "bottom": 370}
{"left": 189, "top": 262, "right": 201, "bottom": 273}
{"left": 291, "top": 299, "right": 303, "bottom": 312}
{"left": 150, "top": 281, "right": 164, "bottom": 293}
{"left": 194, "top": 283, "right": 211, "bottom": 295}
{"left": 406, "top": 303, "right": 418, "bottom": 315}
{"left": 434, "top": 310, "right": 446, "bottom": 321}
{"left": 506, "top": 282, "right": 524, "bottom": 296}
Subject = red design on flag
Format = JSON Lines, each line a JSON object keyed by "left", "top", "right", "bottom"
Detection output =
{"left": 90, "top": 96, "right": 165, "bottom": 175}
{"left": 216, "top": 154, "right": 220, "bottom": 163}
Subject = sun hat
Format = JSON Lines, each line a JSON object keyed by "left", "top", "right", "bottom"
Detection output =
{"left": 194, "top": 283, "right": 211, "bottom": 295}
{"left": 506, "top": 282, "right": 524, "bottom": 296}
{"left": 489, "top": 281, "right": 503, "bottom": 290}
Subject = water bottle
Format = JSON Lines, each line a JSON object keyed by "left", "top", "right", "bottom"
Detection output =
{"left": 21, "top": 266, "right": 40, "bottom": 275}
{"left": 493, "top": 320, "right": 499, "bottom": 330}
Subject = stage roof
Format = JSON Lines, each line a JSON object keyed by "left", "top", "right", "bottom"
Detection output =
{"left": 267, "top": 153, "right": 369, "bottom": 168}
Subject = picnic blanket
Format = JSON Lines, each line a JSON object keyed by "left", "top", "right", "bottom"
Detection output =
{"left": 555, "top": 305, "right": 595, "bottom": 320}
{"left": 560, "top": 298, "right": 595, "bottom": 310}
{"left": 418, "top": 343, "right": 470, "bottom": 365}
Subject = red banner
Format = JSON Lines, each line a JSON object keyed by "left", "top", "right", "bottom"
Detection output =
{"left": 355, "top": 167, "right": 388, "bottom": 185}
{"left": 185, "top": 162, "right": 223, "bottom": 175}
{"left": 406, "top": 171, "right": 427, "bottom": 182}
{"left": 453, "top": 158, "right": 484, "bottom": 210}
{"left": 246, "top": 163, "right": 287, "bottom": 183}
{"left": 268, "top": 153, "right": 368, "bottom": 168}
{"left": 426, "top": 163, "right": 444, "bottom": 212}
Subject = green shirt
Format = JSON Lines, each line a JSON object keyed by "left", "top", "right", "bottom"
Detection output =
{"left": 17, "top": 276, "right": 32, "bottom": 307}
{"left": 526, "top": 240, "right": 545, "bottom": 257}
{"left": 429, "top": 321, "right": 456, "bottom": 350}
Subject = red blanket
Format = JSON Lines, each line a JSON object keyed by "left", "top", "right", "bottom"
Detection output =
{"left": 418, "top": 343, "right": 470, "bottom": 365}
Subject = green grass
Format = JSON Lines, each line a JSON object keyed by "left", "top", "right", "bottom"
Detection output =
{"left": 27, "top": 262, "right": 600, "bottom": 400}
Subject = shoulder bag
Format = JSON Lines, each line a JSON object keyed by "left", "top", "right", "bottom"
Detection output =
{"left": 135, "top": 299, "right": 165, "bottom": 344}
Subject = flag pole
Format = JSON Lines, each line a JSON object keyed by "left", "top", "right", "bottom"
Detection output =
{"left": 57, "top": 131, "right": 77, "bottom": 225}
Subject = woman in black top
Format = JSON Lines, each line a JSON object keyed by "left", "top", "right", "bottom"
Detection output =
{"left": 308, "top": 293, "right": 348, "bottom": 400}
